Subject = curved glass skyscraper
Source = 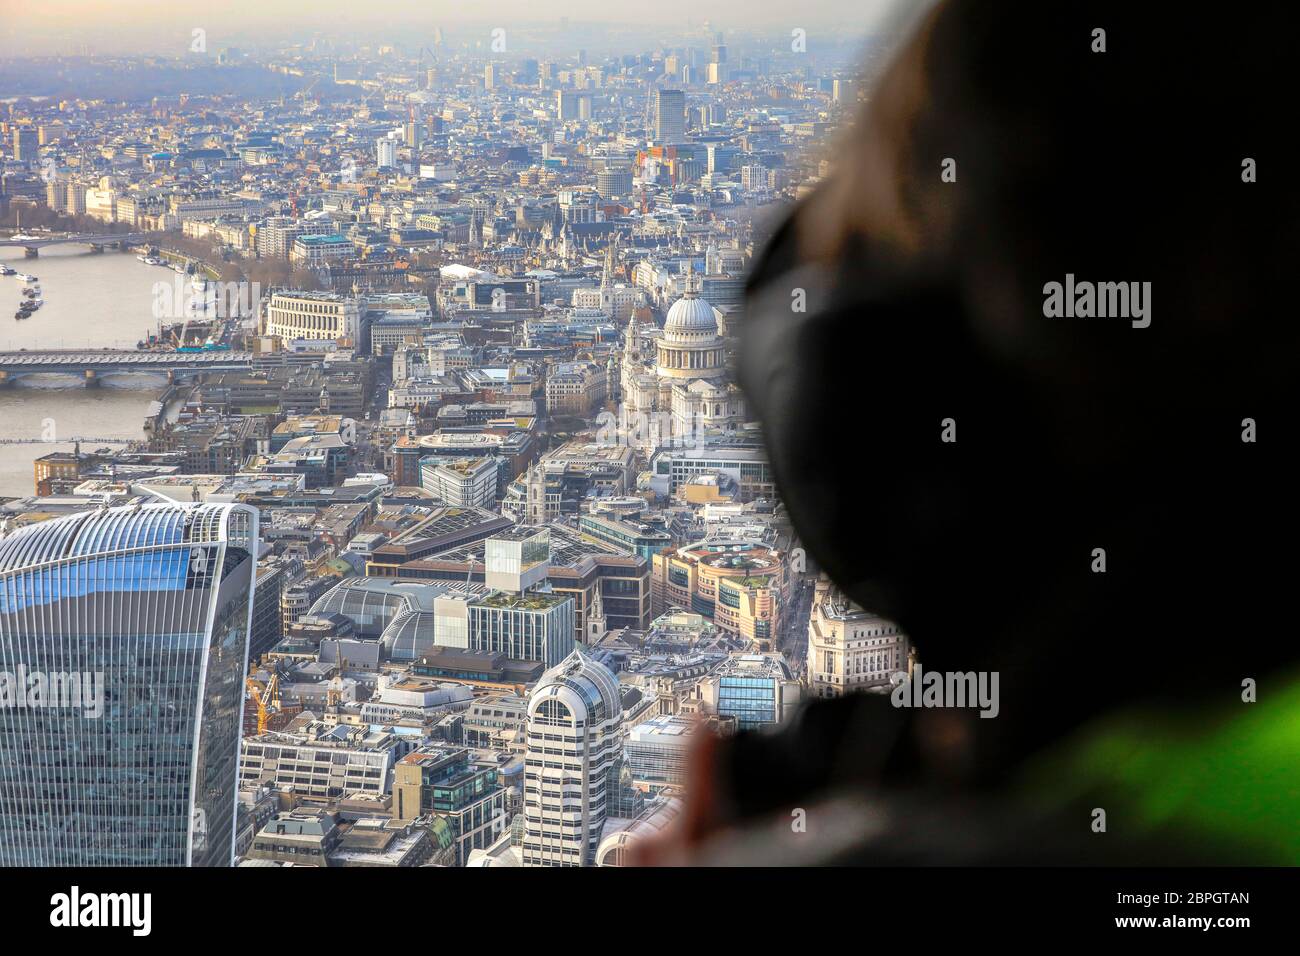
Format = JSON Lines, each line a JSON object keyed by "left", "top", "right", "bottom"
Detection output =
{"left": 0, "top": 503, "right": 259, "bottom": 866}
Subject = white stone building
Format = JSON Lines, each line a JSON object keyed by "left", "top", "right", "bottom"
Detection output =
{"left": 617, "top": 265, "right": 744, "bottom": 450}
{"left": 263, "top": 291, "right": 361, "bottom": 345}
{"left": 806, "top": 577, "right": 912, "bottom": 699}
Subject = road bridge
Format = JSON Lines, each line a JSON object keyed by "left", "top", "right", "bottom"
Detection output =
{"left": 0, "top": 232, "right": 152, "bottom": 257}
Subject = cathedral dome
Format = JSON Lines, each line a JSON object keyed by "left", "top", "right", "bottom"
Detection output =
{"left": 664, "top": 290, "right": 718, "bottom": 336}
{"left": 652, "top": 266, "right": 727, "bottom": 384}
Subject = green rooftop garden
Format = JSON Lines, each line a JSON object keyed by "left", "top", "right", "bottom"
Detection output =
{"left": 478, "top": 591, "right": 566, "bottom": 610}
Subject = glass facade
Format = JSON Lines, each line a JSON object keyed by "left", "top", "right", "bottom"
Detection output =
{"left": 485, "top": 530, "right": 551, "bottom": 593}
{"left": 600, "top": 576, "right": 645, "bottom": 630}
{"left": 380, "top": 610, "right": 440, "bottom": 661}
{"left": 625, "top": 734, "right": 690, "bottom": 789}
{"left": 717, "top": 675, "right": 778, "bottom": 730}
{"left": 576, "top": 515, "right": 671, "bottom": 561}
{"left": 0, "top": 503, "right": 258, "bottom": 866}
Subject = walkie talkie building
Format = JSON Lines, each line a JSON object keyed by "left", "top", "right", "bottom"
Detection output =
{"left": 0, "top": 503, "right": 258, "bottom": 866}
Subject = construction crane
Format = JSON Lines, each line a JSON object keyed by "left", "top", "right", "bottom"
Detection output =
{"left": 170, "top": 313, "right": 191, "bottom": 348}
{"left": 359, "top": 83, "right": 388, "bottom": 112}
{"left": 244, "top": 673, "right": 279, "bottom": 735}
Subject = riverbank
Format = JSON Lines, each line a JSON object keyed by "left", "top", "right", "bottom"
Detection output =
{"left": 0, "top": 244, "right": 171, "bottom": 495}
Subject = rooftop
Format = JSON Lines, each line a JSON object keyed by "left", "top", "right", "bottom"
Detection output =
{"left": 476, "top": 589, "right": 568, "bottom": 611}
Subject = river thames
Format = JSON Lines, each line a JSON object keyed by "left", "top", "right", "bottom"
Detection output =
{"left": 0, "top": 244, "right": 173, "bottom": 497}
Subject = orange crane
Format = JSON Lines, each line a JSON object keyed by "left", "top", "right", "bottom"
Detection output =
{"left": 244, "top": 673, "right": 279, "bottom": 735}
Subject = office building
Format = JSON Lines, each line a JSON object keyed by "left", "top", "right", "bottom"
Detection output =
{"left": 652, "top": 538, "right": 785, "bottom": 647}
{"left": 545, "top": 361, "right": 607, "bottom": 417}
{"left": 11, "top": 127, "right": 37, "bottom": 163}
{"left": 461, "top": 694, "right": 529, "bottom": 752}
{"left": 244, "top": 808, "right": 437, "bottom": 867}
{"left": 393, "top": 745, "right": 508, "bottom": 865}
{"left": 0, "top": 503, "right": 259, "bottom": 866}
{"left": 577, "top": 513, "right": 672, "bottom": 562}
{"left": 290, "top": 233, "right": 355, "bottom": 268}
{"left": 263, "top": 291, "right": 362, "bottom": 344}
{"left": 281, "top": 574, "right": 338, "bottom": 635}
{"left": 596, "top": 167, "right": 634, "bottom": 199}
{"left": 806, "top": 578, "right": 911, "bottom": 699}
{"left": 521, "top": 645, "right": 626, "bottom": 866}
{"left": 624, "top": 714, "right": 695, "bottom": 791}
{"left": 246, "top": 808, "right": 342, "bottom": 866}
{"left": 65, "top": 181, "right": 87, "bottom": 216}
{"left": 556, "top": 90, "right": 581, "bottom": 121}
{"left": 377, "top": 523, "right": 651, "bottom": 639}
{"left": 649, "top": 440, "right": 776, "bottom": 500}
{"left": 251, "top": 561, "right": 288, "bottom": 660}
{"left": 484, "top": 527, "right": 551, "bottom": 594}
{"left": 419, "top": 456, "right": 499, "bottom": 509}
{"left": 653, "top": 89, "right": 686, "bottom": 143}
{"left": 255, "top": 216, "right": 336, "bottom": 260}
{"left": 701, "top": 654, "right": 802, "bottom": 730}
{"left": 240, "top": 721, "right": 406, "bottom": 800}
{"left": 468, "top": 590, "right": 574, "bottom": 667}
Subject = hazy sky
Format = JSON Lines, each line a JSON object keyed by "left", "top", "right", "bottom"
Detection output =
{"left": 0, "top": 0, "right": 913, "bottom": 57}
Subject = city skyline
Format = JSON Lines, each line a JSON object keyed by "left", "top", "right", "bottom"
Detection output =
{"left": 1, "top": 0, "right": 907, "bottom": 870}
{"left": 1, "top": 1, "right": 909, "bottom": 59}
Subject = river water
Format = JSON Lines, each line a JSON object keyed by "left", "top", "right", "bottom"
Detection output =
{"left": 0, "top": 244, "right": 177, "bottom": 497}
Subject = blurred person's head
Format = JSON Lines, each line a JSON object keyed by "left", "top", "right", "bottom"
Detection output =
{"left": 741, "top": 0, "right": 1296, "bottom": 772}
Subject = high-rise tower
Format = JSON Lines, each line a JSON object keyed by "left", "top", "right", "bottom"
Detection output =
{"left": 521, "top": 645, "right": 625, "bottom": 866}
{"left": 0, "top": 503, "right": 260, "bottom": 866}
{"left": 653, "top": 89, "right": 686, "bottom": 144}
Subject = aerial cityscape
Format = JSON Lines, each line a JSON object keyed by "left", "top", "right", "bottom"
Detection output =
{"left": 0, "top": 11, "right": 906, "bottom": 867}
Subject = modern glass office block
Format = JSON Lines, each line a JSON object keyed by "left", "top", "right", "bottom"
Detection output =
{"left": 467, "top": 591, "right": 574, "bottom": 666}
{"left": 0, "top": 503, "right": 259, "bottom": 866}
{"left": 717, "top": 675, "right": 779, "bottom": 729}
{"left": 484, "top": 528, "right": 550, "bottom": 593}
